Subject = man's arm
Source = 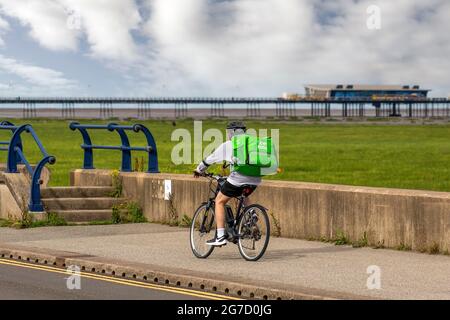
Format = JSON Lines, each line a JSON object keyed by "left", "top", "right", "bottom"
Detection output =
{"left": 195, "top": 141, "right": 232, "bottom": 173}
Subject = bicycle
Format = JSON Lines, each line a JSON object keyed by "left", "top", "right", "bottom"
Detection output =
{"left": 189, "top": 172, "right": 270, "bottom": 261}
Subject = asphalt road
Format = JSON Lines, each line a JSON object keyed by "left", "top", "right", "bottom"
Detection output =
{"left": 0, "top": 259, "right": 229, "bottom": 300}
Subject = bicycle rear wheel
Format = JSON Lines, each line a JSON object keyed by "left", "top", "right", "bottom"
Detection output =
{"left": 190, "top": 203, "right": 216, "bottom": 259}
{"left": 237, "top": 204, "right": 270, "bottom": 261}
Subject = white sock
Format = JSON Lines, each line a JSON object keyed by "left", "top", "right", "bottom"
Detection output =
{"left": 217, "top": 228, "right": 225, "bottom": 238}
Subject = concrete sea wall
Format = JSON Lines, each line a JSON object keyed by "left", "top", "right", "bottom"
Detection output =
{"left": 70, "top": 169, "right": 450, "bottom": 253}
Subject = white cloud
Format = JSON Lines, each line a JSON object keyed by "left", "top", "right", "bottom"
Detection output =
{"left": 0, "top": 0, "right": 141, "bottom": 60}
{"left": 0, "top": 54, "right": 77, "bottom": 92}
{"left": 143, "top": 0, "right": 316, "bottom": 95}
{"left": 59, "top": 0, "right": 142, "bottom": 61}
{"left": 0, "top": 0, "right": 79, "bottom": 51}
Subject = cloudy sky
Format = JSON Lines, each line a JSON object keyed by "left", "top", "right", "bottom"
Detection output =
{"left": 0, "top": 0, "right": 449, "bottom": 97}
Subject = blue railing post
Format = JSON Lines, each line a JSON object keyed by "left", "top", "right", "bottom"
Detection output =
{"left": 69, "top": 122, "right": 94, "bottom": 169}
{"left": 133, "top": 124, "right": 159, "bottom": 173}
{"left": 25, "top": 126, "right": 56, "bottom": 211}
{"left": 7, "top": 124, "right": 29, "bottom": 173}
{"left": 108, "top": 123, "right": 132, "bottom": 172}
{"left": 29, "top": 155, "right": 56, "bottom": 212}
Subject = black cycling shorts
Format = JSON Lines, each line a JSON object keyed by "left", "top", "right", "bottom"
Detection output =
{"left": 220, "top": 181, "right": 257, "bottom": 198}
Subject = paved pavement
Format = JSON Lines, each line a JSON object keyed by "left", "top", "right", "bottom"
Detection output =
{"left": 0, "top": 261, "right": 203, "bottom": 300}
{"left": 1, "top": 223, "right": 449, "bottom": 299}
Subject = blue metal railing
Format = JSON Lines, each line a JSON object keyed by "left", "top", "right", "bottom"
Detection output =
{"left": 69, "top": 122, "right": 159, "bottom": 173}
{"left": 0, "top": 121, "right": 56, "bottom": 212}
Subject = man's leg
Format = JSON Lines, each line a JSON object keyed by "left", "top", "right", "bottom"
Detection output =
{"left": 207, "top": 191, "right": 230, "bottom": 245}
{"left": 215, "top": 191, "right": 230, "bottom": 230}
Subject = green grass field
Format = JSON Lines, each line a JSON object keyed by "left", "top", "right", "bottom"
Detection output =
{"left": 1, "top": 119, "right": 449, "bottom": 192}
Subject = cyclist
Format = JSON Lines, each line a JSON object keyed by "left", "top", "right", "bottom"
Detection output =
{"left": 194, "top": 121, "right": 261, "bottom": 246}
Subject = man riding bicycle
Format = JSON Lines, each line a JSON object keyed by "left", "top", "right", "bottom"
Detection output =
{"left": 194, "top": 121, "right": 261, "bottom": 247}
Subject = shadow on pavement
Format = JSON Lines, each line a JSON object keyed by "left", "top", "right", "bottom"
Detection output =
{"left": 208, "top": 244, "right": 355, "bottom": 261}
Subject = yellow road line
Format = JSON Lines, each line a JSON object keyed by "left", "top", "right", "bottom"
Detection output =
{"left": 0, "top": 258, "right": 241, "bottom": 300}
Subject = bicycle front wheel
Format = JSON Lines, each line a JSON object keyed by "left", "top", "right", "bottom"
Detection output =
{"left": 237, "top": 204, "right": 270, "bottom": 261}
{"left": 190, "top": 203, "right": 216, "bottom": 259}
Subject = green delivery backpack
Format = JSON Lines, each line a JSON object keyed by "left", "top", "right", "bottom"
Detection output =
{"left": 231, "top": 134, "right": 279, "bottom": 177}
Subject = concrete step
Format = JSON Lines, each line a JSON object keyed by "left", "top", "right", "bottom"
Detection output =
{"left": 52, "top": 210, "right": 113, "bottom": 222}
{"left": 42, "top": 197, "right": 125, "bottom": 211}
{"left": 41, "top": 186, "right": 114, "bottom": 199}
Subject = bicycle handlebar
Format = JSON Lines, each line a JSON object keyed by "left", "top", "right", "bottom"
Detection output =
{"left": 197, "top": 171, "right": 227, "bottom": 181}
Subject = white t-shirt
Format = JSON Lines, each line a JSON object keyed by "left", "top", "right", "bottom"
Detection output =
{"left": 196, "top": 140, "right": 262, "bottom": 187}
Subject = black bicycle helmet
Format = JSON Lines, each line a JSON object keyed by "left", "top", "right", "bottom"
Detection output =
{"left": 226, "top": 121, "right": 247, "bottom": 130}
